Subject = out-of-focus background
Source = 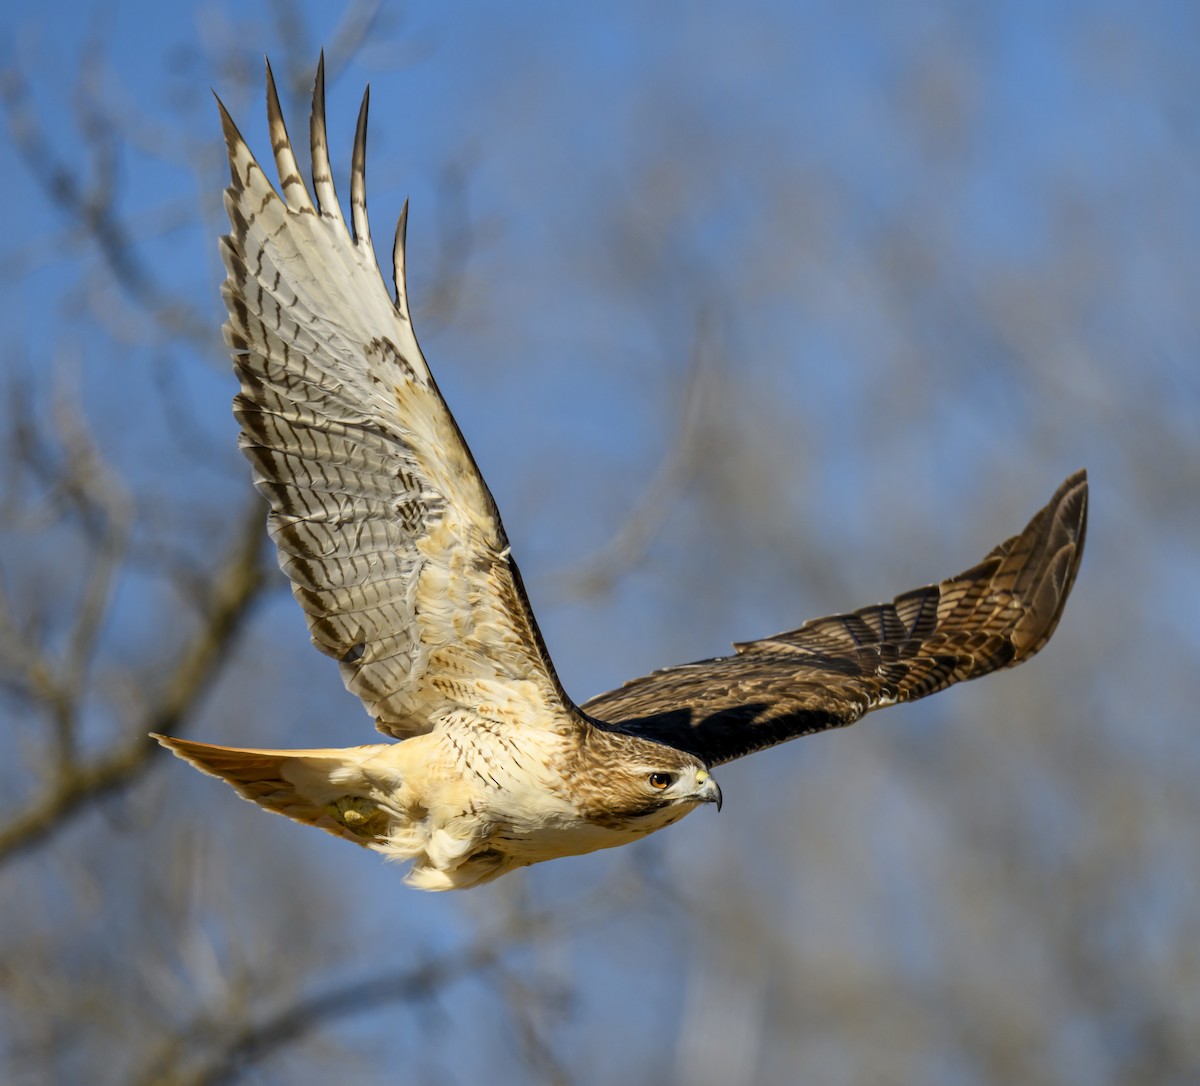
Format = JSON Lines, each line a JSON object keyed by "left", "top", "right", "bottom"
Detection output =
{"left": 1, "top": 2, "right": 1196, "bottom": 1084}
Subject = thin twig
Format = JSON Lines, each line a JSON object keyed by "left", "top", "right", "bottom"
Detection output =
{"left": 51, "top": 355, "right": 134, "bottom": 769}
{"left": 540, "top": 308, "right": 723, "bottom": 603}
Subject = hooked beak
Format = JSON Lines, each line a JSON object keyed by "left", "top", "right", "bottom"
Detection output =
{"left": 696, "top": 770, "right": 723, "bottom": 812}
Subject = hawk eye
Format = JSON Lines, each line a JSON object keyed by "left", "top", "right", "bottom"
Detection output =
{"left": 648, "top": 772, "right": 674, "bottom": 790}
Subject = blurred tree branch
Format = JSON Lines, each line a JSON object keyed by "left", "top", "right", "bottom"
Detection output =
{"left": 0, "top": 492, "right": 268, "bottom": 866}
{"left": 145, "top": 939, "right": 501, "bottom": 1086}
{"left": 541, "top": 309, "right": 722, "bottom": 604}
{"left": 1, "top": 55, "right": 212, "bottom": 344}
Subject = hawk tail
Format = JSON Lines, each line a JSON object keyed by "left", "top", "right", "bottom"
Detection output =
{"left": 151, "top": 734, "right": 395, "bottom": 847}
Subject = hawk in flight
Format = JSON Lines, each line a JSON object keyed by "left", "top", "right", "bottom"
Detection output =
{"left": 156, "top": 59, "right": 1087, "bottom": 891}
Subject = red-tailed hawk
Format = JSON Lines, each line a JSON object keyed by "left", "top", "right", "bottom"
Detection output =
{"left": 154, "top": 59, "right": 1088, "bottom": 891}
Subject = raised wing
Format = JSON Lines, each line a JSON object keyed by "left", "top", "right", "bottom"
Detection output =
{"left": 583, "top": 470, "right": 1087, "bottom": 766}
{"left": 219, "top": 58, "right": 574, "bottom": 738}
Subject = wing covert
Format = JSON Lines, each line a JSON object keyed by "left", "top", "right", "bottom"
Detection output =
{"left": 582, "top": 471, "right": 1087, "bottom": 765}
{"left": 218, "top": 58, "right": 574, "bottom": 739}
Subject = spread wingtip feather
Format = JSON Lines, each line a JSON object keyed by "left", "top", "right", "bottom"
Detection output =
{"left": 264, "top": 56, "right": 316, "bottom": 213}
{"left": 351, "top": 85, "right": 371, "bottom": 248}
{"left": 309, "top": 51, "right": 345, "bottom": 226}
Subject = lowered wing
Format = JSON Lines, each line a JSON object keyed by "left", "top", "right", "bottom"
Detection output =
{"left": 583, "top": 470, "right": 1087, "bottom": 766}
{"left": 219, "top": 58, "right": 574, "bottom": 739}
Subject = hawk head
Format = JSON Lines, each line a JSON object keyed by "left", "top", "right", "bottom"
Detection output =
{"left": 570, "top": 728, "right": 722, "bottom": 830}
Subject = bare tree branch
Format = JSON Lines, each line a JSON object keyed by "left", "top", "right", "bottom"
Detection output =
{"left": 0, "top": 359, "right": 131, "bottom": 776}
{"left": 178, "top": 946, "right": 499, "bottom": 1086}
{"left": 135, "top": 902, "right": 576, "bottom": 1086}
{"left": 0, "top": 56, "right": 210, "bottom": 343}
{"left": 0, "top": 497, "right": 269, "bottom": 865}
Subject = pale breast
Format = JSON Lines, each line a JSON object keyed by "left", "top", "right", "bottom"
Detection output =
{"left": 355, "top": 718, "right": 697, "bottom": 889}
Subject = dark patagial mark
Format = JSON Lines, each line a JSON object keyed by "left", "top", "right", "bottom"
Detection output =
{"left": 365, "top": 336, "right": 416, "bottom": 381}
